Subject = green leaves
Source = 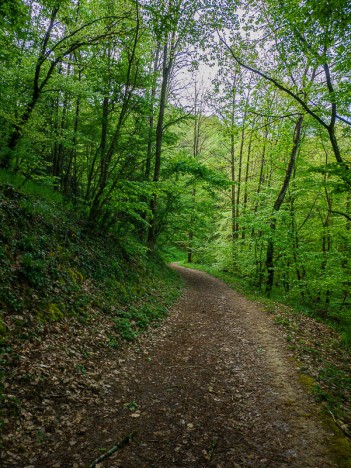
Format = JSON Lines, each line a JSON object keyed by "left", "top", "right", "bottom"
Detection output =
{"left": 0, "top": 0, "right": 29, "bottom": 29}
{"left": 170, "top": 157, "right": 230, "bottom": 188}
{"left": 309, "top": 163, "right": 351, "bottom": 194}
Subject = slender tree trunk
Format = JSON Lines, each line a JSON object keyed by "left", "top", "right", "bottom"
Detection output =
{"left": 187, "top": 188, "right": 196, "bottom": 263}
{"left": 252, "top": 124, "right": 269, "bottom": 283}
{"left": 53, "top": 65, "right": 71, "bottom": 186}
{"left": 0, "top": 6, "right": 60, "bottom": 168}
{"left": 231, "top": 130, "right": 236, "bottom": 239}
{"left": 63, "top": 93, "right": 80, "bottom": 195}
{"left": 242, "top": 127, "right": 253, "bottom": 239}
{"left": 88, "top": 95, "right": 110, "bottom": 220}
{"left": 254, "top": 125, "right": 268, "bottom": 213}
{"left": 265, "top": 115, "right": 303, "bottom": 296}
{"left": 320, "top": 187, "right": 333, "bottom": 308}
{"left": 187, "top": 229, "right": 194, "bottom": 263}
{"left": 147, "top": 37, "right": 174, "bottom": 248}
{"left": 89, "top": 8, "right": 141, "bottom": 226}
{"left": 235, "top": 90, "right": 250, "bottom": 236}
{"left": 142, "top": 45, "right": 160, "bottom": 242}
{"left": 145, "top": 45, "right": 160, "bottom": 181}
{"left": 188, "top": 86, "right": 202, "bottom": 263}
{"left": 235, "top": 122, "right": 244, "bottom": 234}
{"left": 229, "top": 79, "right": 237, "bottom": 247}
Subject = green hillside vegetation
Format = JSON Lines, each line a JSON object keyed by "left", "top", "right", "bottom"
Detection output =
{"left": 0, "top": 175, "right": 181, "bottom": 328}
{"left": 0, "top": 173, "right": 182, "bottom": 410}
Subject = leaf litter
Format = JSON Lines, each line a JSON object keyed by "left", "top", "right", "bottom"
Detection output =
{"left": 1, "top": 265, "right": 350, "bottom": 466}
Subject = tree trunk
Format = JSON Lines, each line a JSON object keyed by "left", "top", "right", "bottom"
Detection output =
{"left": 0, "top": 6, "right": 60, "bottom": 169}
{"left": 265, "top": 115, "right": 303, "bottom": 296}
{"left": 63, "top": 93, "right": 80, "bottom": 195}
{"left": 145, "top": 45, "right": 160, "bottom": 181}
{"left": 147, "top": 38, "right": 173, "bottom": 249}
{"left": 242, "top": 126, "right": 253, "bottom": 239}
{"left": 229, "top": 79, "right": 237, "bottom": 248}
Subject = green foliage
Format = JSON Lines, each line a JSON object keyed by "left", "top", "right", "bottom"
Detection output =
{"left": 0, "top": 0, "right": 350, "bottom": 343}
{"left": 113, "top": 318, "right": 137, "bottom": 341}
{"left": 0, "top": 181, "right": 183, "bottom": 340}
{"left": 125, "top": 400, "right": 138, "bottom": 412}
{"left": 170, "top": 157, "right": 230, "bottom": 189}
{"left": 19, "top": 253, "right": 47, "bottom": 289}
{"left": 315, "top": 363, "right": 351, "bottom": 413}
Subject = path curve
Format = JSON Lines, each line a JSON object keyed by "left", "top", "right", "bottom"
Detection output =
{"left": 59, "top": 266, "right": 335, "bottom": 466}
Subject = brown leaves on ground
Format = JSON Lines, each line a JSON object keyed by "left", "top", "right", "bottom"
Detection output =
{"left": 1, "top": 266, "right": 350, "bottom": 467}
{"left": 1, "top": 309, "right": 123, "bottom": 466}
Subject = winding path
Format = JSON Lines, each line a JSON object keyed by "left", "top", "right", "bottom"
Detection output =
{"left": 61, "top": 266, "right": 335, "bottom": 466}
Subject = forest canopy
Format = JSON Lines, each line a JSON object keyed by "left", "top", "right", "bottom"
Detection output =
{"left": 0, "top": 0, "right": 351, "bottom": 322}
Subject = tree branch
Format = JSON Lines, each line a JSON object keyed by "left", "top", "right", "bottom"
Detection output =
{"left": 218, "top": 34, "right": 329, "bottom": 130}
{"left": 336, "top": 114, "right": 351, "bottom": 126}
{"left": 329, "top": 210, "right": 351, "bottom": 222}
{"left": 89, "top": 432, "right": 136, "bottom": 468}
{"left": 45, "top": 13, "right": 133, "bottom": 60}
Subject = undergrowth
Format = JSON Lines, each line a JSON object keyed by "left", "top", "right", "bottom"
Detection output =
{"left": 0, "top": 179, "right": 183, "bottom": 424}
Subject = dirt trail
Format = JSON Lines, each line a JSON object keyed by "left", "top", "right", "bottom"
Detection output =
{"left": 42, "top": 265, "right": 336, "bottom": 466}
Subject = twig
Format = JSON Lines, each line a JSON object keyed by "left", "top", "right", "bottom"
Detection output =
{"left": 169, "top": 365, "right": 203, "bottom": 368}
{"left": 1, "top": 319, "right": 11, "bottom": 331}
{"left": 327, "top": 407, "right": 337, "bottom": 424}
{"left": 327, "top": 409, "right": 351, "bottom": 438}
{"left": 88, "top": 432, "right": 136, "bottom": 467}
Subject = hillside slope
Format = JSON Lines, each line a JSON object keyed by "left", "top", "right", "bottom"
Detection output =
{"left": 0, "top": 181, "right": 182, "bottom": 458}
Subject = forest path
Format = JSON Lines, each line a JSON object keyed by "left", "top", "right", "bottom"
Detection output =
{"left": 58, "top": 265, "right": 334, "bottom": 466}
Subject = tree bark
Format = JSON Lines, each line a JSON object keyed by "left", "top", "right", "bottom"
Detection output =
{"left": 145, "top": 45, "right": 161, "bottom": 181}
{"left": 147, "top": 34, "right": 174, "bottom": 249}
{"left": 265, "top": 115, "right": 303, "bottom": 296}
{"left": 0, "top": 6, "right": 60, "bottom": 168}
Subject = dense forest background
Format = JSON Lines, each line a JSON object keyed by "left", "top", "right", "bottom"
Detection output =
{"left": 0, "top": 0, "right": 350, "bottom": 337}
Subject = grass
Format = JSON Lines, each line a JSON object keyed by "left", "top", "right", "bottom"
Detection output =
{"left": 179, "top": 261, "right": 351, "bottom": 345}
{"left": 177, "top": 261, "right": 261, "bottom": 299}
